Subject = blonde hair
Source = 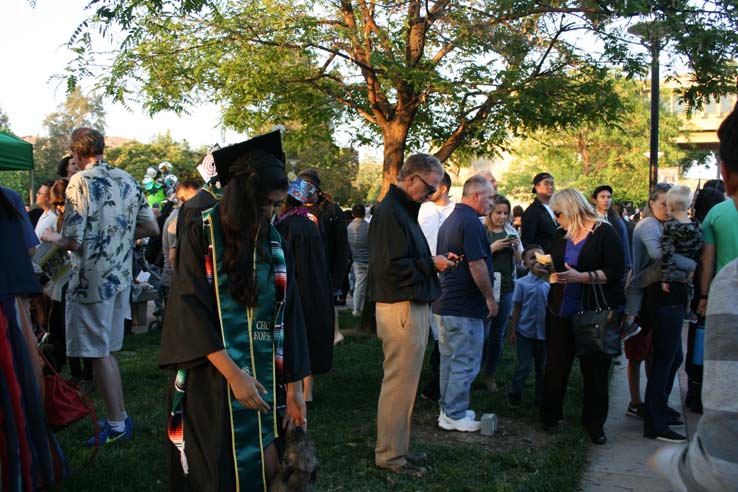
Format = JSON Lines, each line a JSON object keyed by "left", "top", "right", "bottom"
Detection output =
{"left": 483, "top": 194, "right": 512, "bottom": 231}
{"left": 666, "top": 185, "right": 692, "bottom": 212}
{"left": 550, "top": 188, "right": 602, "bottom": 239}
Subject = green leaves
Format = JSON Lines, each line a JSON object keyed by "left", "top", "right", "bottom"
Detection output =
{"left": 501, "top": 77, "right": 687, "bottom": 205}
{"left": 64, "top": 0, "right": 738, "bottom": 189}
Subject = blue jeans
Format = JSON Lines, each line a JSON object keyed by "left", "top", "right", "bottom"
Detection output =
{"left": 484, "top": 291, "right": 514, "bottom": 375}
{"left": 438, "top": 315, "right": 485, "bottom": 420}
{"left": 644, "top": 304, "right": 684, "bottom": 436}
{"left": 509, "top": 333, "right": 547, "bottom": 400}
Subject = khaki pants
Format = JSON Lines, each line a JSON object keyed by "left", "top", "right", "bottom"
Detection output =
{"left": 375, "top": 301, "right": 429, "bottom": 467}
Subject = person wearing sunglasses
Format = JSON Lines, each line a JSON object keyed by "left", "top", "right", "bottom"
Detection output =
{"left": 368, "top": 153, "right": 459, "bottom": 477}
{"left": 650, "top": 99, "right": 738, "bottom": 492}
{"left": 540, "top": 188, "right": 624, "bottom": 445}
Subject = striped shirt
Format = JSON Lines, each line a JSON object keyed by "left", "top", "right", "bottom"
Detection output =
{"left": 656, "top": 258, "right": 738, "bottom": 491}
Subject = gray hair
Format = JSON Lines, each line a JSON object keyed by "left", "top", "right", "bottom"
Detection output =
{"left": 462, "top": 174, "right": 491, "bottom": 197}
{"left": 398, "top": 153, "right": 443, "bottom": 180}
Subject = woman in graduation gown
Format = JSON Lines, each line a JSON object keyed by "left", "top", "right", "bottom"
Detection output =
{"left": 275, "top": 178, "right": 335, "bottom": 402}
{"left": 159, "top": 141, "right": 311, "bottom": 492}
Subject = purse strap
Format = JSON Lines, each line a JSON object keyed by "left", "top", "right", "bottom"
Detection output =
{"left": 589, "top": 271, "right": 610, "bottom": 310}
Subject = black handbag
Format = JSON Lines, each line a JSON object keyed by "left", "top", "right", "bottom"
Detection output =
{"left": 571, "top": 271, "right": 621, "bottom": 357}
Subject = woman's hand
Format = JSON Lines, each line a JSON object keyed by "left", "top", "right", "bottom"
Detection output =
{"left": 229, "top": 370, "right": 269, "bottom": 413}
{"left": 661, "top": 282, "right": 671, "bottom": 293}
{"left": 550, "top": 263, "right": 586, "bottom": 284}
{"left": 284, "top": 381, "right": 307, "bottom": 430}
{"left": 490, "top": 238, "right": 512, "bottom": 253}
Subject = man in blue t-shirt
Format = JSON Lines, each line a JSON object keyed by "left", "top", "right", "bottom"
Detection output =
{"left": 433, "top": 175, "right": 498, "bottom": 432}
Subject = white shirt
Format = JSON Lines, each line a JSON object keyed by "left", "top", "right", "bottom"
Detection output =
{"left": 542, "top": 203, "right": 556, "bottom": 222}
{"left": 34, "top": 208, "right": 57, "bottom": 240}
{"left": 418, "top": 200, "right": 456, "bottom": 256}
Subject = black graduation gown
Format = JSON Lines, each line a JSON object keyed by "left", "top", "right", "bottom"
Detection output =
{"left": 276, "top": 214, "right": 334, "bottom": 375}
{"left": 159, "top": 214, "right": 311, "bottom": 492}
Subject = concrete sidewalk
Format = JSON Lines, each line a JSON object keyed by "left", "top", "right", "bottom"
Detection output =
{"left": 580, "top": 324, "right": 699, "bottom": 491}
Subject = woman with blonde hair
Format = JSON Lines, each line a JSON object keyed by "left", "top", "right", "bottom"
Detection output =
{"left": 540, "top": 188, "right": 624, "bottom": 445}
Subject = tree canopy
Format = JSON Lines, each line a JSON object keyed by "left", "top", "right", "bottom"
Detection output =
{"left": 67, "top": 0, "right": 738, "bottom": 195}
{"left": 500, "top": 78, "right": 688, "bottom": 205}
{"left": 33, "top": 87, "right": 106, "bottom": 183}
{"left": 105, "top": 132, "right": 205, "bottom": 186}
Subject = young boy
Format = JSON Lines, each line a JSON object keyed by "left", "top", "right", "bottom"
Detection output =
{"left": 621, "top": 186, "right": 698, "bottom": 339}
{"left": 659, "top": 186, "right": 702, "bottom": 316}
{"left": 507, "top": 245, "right": 550, "bottom": 408}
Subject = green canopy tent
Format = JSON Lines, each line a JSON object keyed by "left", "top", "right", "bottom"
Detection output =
{"left": 0, "top": 132, "right": 35, "bottom": 204}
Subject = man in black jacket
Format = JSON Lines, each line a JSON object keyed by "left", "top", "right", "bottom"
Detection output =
{"left": 369, "top": 153, "right": 458, "bottom": 477}
{"left": 521, "top": 172, "right": 558, "bottom": 252}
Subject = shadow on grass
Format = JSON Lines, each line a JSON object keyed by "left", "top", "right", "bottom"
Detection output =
{"left": 56, "top": 312, "right": 591, "bottom": 491}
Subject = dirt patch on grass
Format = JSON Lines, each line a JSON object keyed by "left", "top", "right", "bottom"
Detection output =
{"left": 411, "top": 406, "right": 553, "bottom": 454}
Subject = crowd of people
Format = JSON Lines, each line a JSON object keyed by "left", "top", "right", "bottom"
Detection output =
{"left": 2, "top": 102, "right": 737, "bottom": 491}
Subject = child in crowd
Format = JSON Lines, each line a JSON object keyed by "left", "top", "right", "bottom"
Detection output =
{"left": 621, "top": 185, "right": 699, "bottom": 339}
{"left": 659, "top": 186, "right": 703, "bottom": 318}
{"left": 507, "top": 245, "right": 550, "bottom": 408}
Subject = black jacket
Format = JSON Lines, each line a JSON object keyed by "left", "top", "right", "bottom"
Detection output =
{"left": 367, "top": 185, "right": 441, "bottom": 303}
{"left": 548, "top": 222, "right": 625, "bottom": 314}
{"left": 521, "top": 197, "right": 559, "bottom": 253}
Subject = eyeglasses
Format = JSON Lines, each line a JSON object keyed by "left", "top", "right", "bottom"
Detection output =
{"left": 53, "top": 201, "right": 65, "bottom": 206}
{"left": 653, "top": 182, "right": 672, "bottom": 191}
{"left": 414, "top": 174, "right": 437, "bottom": 196}
{"left": 553, "top": 210, "right": 563, "bottom": 218}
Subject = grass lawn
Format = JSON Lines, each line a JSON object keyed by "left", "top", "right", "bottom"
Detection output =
{"left": 57, "top": 311, "right": 591, "bottom": 491}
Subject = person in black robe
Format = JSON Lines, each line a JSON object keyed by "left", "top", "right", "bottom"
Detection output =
{"left": 276, "top": 178, "right": 335, "bottom": 402}
{"left": 159, "top": 134, "right": 311, "bottom": 492}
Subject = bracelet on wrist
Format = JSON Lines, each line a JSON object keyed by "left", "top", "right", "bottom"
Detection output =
{"left": 699, "top": 294, "right": 708, "bottom": 300}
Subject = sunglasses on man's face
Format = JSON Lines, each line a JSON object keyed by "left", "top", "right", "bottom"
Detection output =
{"left": 414, "top": 174, "right": 437, "bottom": 196}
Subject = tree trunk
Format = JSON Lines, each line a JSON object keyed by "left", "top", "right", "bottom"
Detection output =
{"left": 379, "top": 122, "right": 411, "bottom": 201}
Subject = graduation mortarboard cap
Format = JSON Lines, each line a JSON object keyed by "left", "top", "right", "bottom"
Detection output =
{"left": 212, "top": 130, "right": 286, "bottom": 187}
{"left": 297, "top": 169, "right": 322, "bottom": 190}
{"left": 287, "top": 177, "right": 318, "bottom": 205}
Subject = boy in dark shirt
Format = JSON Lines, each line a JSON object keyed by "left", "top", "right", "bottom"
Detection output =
{"left": 660, "top": 185, "right": 703, "bottom": 318}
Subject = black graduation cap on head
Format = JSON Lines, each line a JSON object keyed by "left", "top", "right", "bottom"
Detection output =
{"left": 212, "top": 130, "right": 286, "bottom": 187}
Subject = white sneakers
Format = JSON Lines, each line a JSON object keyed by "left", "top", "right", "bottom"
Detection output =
{"left": 438, "top": 410, "right": 481, "bottom": 432}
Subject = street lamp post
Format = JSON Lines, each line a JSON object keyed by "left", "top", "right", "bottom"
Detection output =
{"left": 629, "top": 22, "right": 664, "bottom": 191}
{"left": 648, "top": 39, "right": 660, "bottom": 190}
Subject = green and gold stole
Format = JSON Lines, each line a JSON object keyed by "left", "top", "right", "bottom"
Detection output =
{"left": 168, "top": 206, "right": 287, "bottom": 492}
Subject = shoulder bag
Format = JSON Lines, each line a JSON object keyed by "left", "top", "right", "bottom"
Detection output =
{"left": 571, "top": 271, "right": 621, "bottom": 358}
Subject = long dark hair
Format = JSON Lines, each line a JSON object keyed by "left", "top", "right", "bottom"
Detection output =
{"left": 220, "top": 156, "right": 288, "bottom": 307}
{"left": 0, "top": 187, "right": 21, "bottom": 221}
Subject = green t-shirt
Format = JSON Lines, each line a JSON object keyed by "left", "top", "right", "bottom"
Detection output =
{"left": 702, "top": 198, "right": 738, "bottom": 272}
